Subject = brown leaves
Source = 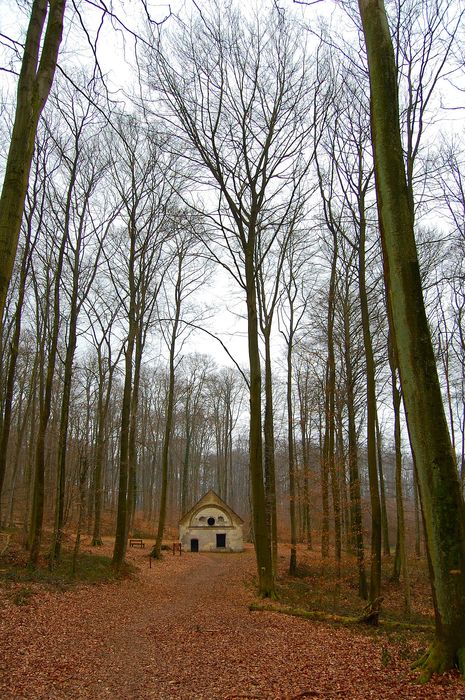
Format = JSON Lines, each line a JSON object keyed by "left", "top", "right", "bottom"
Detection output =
{"left": 1, "top": 543, "right": 465, "bottom": 699}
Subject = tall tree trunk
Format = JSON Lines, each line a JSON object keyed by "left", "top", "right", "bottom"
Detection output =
{"left": 245, "top": 243, "right": 274, "bottom": 597}
{"left": 286, "top": 321, "right": 297, "bottom": 576}
{"left": 263, "top": 327, "right": 278, "bottom": 576}
{"left": 336, "top": 401, "right": 350, "bottom": 553}
{"left": 358, "top": 0, "right": 465, "bottom": 676}
{"left": 181, "top": 401, "right": 191, "bottom": 516}
{"left": 358, "top": 196, "right": 382, "bottom": 623}
{"left": 0, "top": 0, "right": 66, "bottom": 330}
{"left": 152, "top": 258, "right": 182, "bottom": 560}
{"left": 321, "top": 218, "right": 340, "bottom": 564}
{"left": 51, "top": 278, "right": 78, "bottom": 561}
{"left": 29, "top": 231, "right": 67, "bottom": 567}
{"left": 112, "top": 334, "right": 135, "bottom": 569}
{"left": 0, "top": 233, "right": 32, "bottom": 521}
{"left": 91, "top": 359, "right": 114, "bottom": 546}
{"left": 23, "top": 360, "right": 38, "bottom": 545}
{"left": 298, "top": 372, "right": 312, "bottom": 550}
{"left": 127, "top": 327, "right": 143, "bottom": 537}
{"left": 344, "top": 305, "right": 367, "bottom": 598}
{"left": 92, "top": 381, "right": 106, "bottom": 547}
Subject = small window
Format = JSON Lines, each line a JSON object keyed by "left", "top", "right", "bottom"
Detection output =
{"left": 207, "top": 516, "right": 215, "bottom": 526}
{"left": 216, "top": 533, "right": 226, "bottom": 548}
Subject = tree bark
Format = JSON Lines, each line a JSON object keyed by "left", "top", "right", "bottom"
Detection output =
{"left": 245, "top": 243, "right": 275, "bottom": 597}
{"left": 358, "top": 0, "right": 465, "bottom": 676}
{"left": 0, "top": 0, "right": 66, "bottom": 331}
{"left": 29, "top": 222, "right": 67, "bottom": 567}
{"left": 263, "top": 326, "right": 278, "bottom": 576}
{"left": 376, "top": 415, "right": 390, "bottom": 556}
{"left": 0, "top": 230, "right": 33, "bottom": 521}
{"left": 388, "top": 329, "right": 410, "bottom": 613}
{"left": 342, "top": 290, "right": 367, "bottom": 599}
{"left": 286, "top": 322, "right": 297, "bottom": 576}
{"left": 357, "top": 189, "right": 382, "bottom": 624}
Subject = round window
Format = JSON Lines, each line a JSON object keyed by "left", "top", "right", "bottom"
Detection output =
{"left": 207, "top": 516, "right": 215, "bottom": 526}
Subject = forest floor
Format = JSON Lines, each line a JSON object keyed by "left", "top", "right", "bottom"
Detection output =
{"left": 1, "top": 540, "right": 465, "bottom": 699}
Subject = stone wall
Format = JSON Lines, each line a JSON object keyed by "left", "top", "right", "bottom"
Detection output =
{"left": 179, "top": 505, "right": 244, "bottom": 552}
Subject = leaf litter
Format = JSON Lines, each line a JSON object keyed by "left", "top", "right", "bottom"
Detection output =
{"left": 1, "top": 543, "right": 464, "bottom": 699}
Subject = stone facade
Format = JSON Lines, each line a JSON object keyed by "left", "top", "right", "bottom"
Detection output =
{"left": 179, "top": 490, "right": 244, "bottom": 553}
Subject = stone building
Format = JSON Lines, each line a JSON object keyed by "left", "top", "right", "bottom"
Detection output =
{"left": 178, "top": 490, "right": 244, "bottom": 553}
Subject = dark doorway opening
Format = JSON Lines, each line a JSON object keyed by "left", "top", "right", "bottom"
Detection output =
{"left": 216, "top": 533, "right": 226, "bottom": 548}
{"left": 190, "top": 538, "right": 199, "bottom": 552}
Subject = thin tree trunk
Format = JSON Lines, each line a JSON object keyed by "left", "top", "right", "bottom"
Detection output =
{"left": 376, "top": 415, "right": 390, "bottom": 556}
{"left": 29, "top": 232, "right": 67, "bottom": 567}
{"left": 263, "top": 327, "right": 278, "bottom": 576}
{"left": 51, "top": 280, "right": 78, "bottom": 561}
{"left": 153, "top": 257, "right": 182, "bottom": 560}
{"left": 388, "top": 331, "right": 410, "bottom": 612}
{"left": 298, "top": 373, "right": 312, "bottom": 550}
{"left": 358, "top": 196, "right": 382, "bottom": 623}
{"left": 127, "top": 327, "right": 143, "bottom": 537}
{"left": 286, "top": 321, "right": 297, "bottom": 576}
{"left": 72, "top": 452, "right": 88, "bottom": 576}
{"left": 112, "top": 334, "right": 135, "bottom": 568}
{"left": 245, "top": 243, "right": 274, "bottom": 597}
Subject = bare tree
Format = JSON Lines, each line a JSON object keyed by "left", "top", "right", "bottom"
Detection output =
{"left": 147, "top": 1, "right": 321, "bottom": 595}
{"left": 47, "top": 83, "right": 112, "bottom": 561}
{"left": 109, "top": 119, "right": 174, "bottom": 569}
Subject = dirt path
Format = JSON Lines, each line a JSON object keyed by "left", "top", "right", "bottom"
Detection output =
{"left": 1, "top": 544, "right": 464, "bottom": 699}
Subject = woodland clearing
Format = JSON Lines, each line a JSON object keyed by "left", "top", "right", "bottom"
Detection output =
{"left": 0, "top": 541, "right": 464, "bottom": 700}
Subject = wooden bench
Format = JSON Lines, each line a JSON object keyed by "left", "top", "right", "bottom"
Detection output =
{"left": 172, "top": 542, "right": 182, "bottom": 555}
{"left": 129, "top": 538, "right": 145, "bottom": 548}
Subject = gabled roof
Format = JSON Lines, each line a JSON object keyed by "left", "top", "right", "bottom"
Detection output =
{"left": 179, "top": 489, "right": 244, "bottom": 526}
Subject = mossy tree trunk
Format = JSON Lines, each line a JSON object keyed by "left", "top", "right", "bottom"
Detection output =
{"left": 0, "top": 0, "right": 66, "bottom": 333}
{"left": 358, "top": 0, "right": 465, "bottom": 677}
